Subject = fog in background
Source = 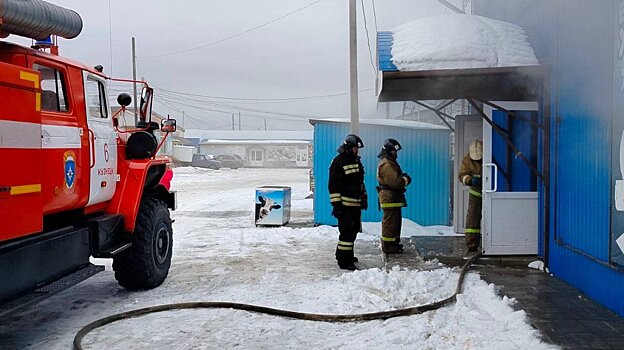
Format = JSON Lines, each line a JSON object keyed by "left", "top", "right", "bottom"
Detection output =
{"left": 10, "top": 0, "right": 457, "bottom": 130}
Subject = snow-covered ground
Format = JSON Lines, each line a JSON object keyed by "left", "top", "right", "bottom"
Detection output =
{"left": 0, "top": 168, "right": 555, "bottom": 349}
{"left": 391, "top": 14, "right": 539, "bottom": 71}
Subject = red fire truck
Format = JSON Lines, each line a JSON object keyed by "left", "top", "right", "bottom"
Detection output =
{"left": 0, "top": 0, "right": 176, "bottom": 314}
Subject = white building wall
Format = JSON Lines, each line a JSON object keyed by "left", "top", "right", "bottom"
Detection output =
{"left": 198, "top": 143, "right": 311, "bottom": 168}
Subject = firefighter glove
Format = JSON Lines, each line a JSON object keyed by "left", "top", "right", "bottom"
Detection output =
{"left": 403, "top": 173, "right": 412, "bottom": 186}
{"left": 470, "top": 175, "right": 482, "bottom": 187}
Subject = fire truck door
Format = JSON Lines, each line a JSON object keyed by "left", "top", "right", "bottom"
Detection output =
{"left": 0, "top": 64, "right": 43, "bottom": 240}
{"left": 83, "top": 73, "right": 117, "bottom": 206}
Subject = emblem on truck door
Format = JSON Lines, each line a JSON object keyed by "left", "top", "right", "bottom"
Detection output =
{"left": 64, "top": 150, "right": 76, "bottom": 193}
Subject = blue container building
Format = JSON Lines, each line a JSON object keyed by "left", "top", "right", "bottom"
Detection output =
{"left": 311, "top": 119, "right": 451, "bottom": 227}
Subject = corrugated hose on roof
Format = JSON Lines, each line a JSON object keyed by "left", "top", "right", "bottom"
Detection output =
{"left": 0, "top": 0, "right": 82, "bottom": 40}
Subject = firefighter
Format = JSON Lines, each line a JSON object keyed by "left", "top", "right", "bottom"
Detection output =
{"left": 376, "top": 139, "right": 410, "bottom": 254}
{"left": 329, "top": 134, "right": 367, "bottom": 271}
{"left": 459, "top": 139, "right": 483, "bottom": 252}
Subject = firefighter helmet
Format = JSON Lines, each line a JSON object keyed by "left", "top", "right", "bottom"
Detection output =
{"left": 469, "top": 139, "right": 483, "bottom": 161}
{"left": 382, "top": 138, "right": 402, "bottom": 152}
{"left": 342, "top": 134, "right": 364, "bottom": 151}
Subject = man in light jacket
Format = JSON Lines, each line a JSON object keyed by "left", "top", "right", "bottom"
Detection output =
{"left": 376, "top": 139, "right": 410, "bottom": 254}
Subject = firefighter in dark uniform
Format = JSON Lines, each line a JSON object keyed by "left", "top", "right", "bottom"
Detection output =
{"left": 459, "top": 139, "right": 483, "bottom": 252}
{"left": 329, "top": 134, "right": 366, "bottom": 271}
{"left": 376, "top": 139, "right": 410, "bottom": 254}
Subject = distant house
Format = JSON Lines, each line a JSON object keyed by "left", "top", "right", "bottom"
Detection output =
{"left": 186, "top": 130, "right": 313, "bottom": 168}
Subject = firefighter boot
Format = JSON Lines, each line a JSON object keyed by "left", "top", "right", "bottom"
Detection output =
{"left": 339, "top": 262, "right": 358, "bottom": 271}
{"left": 382, "top": 242, "right": 404, "bottom": 254}
{"left": 336, "top": 247, "right": 358, "bottom": 270}
{"left": 465, "top": 233, "right": 480, "bottom": 252}
{"left": 336, "top": 248, "right": 358, "bottom": 263}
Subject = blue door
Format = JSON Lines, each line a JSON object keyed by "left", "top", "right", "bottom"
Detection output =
{"left": 482, "top": 102, "right": 539, "bottom": 255}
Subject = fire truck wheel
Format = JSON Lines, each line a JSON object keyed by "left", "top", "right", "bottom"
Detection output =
{"left": 113, "top": 198, "right": 173, "bottom": 290}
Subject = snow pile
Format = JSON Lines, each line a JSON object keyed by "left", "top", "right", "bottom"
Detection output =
{"left": 391, "top": 14, "right": 539, "bottom": 71}
{"left": 528, "top": 260, "right": 546, "bottom": 272}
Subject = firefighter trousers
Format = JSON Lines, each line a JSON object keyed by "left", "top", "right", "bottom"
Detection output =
{"left": 335, "top": 207, "right": 361, "bottom": 266}
{"left": 381, "top": 207, "right": 402, "bottom": 251}
{"left": 465, "top": 190, "right": 482, "bottom": 251}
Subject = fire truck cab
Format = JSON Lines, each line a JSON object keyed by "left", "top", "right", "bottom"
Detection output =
{"left": 0, "top": 1, "right": 176, "bottom": 315}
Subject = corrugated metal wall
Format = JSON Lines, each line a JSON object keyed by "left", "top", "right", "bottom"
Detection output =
{"left": 553, "top": 0, "right": 613, "bottom": 261}
{"left": 313, "top": 121, "right": 450, "bottom": 226}
{"left": 475, "top": 0, "right": 624, "bottom": 316}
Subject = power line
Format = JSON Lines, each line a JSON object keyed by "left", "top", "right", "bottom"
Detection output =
{"left": 152, "top": 84, "right": 374, "bottom": 102}
{"left": 361, "top": 0, "right": 377, "bottom": 75}
{"left": 156, "top": 95, "right": 310, "bottom": 121}
{"left": 140, "top": 0, "right": 322, "bottom": 59}
{"left": 157, "top": 97, "right": 312, "bottom": 130}
{"left": 158, "top": 96, "right": 321, "bottom": 121}
{"left": 155, "top": 99, "right": 223, "bottom": 129}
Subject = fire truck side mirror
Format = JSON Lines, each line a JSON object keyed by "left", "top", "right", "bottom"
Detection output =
{"left": 140, "top": 87, "right": 154, "bottom": 122}
{"left": 161, "top": 119, "right": 177, "bottom": 133}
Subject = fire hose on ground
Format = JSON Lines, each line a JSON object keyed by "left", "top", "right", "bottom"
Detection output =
{"left": 73, "top": 253, "right": 481, "bottom": 350}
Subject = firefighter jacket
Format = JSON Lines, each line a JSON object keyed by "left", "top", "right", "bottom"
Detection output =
{"left": 328, "top": 152, "right": 366, "bottom": 208}
{"left": 458, "top": 153, "right": 483, "bottom": 196}
{"left": 376, "top": 156, "right": 408, "bottom": 209}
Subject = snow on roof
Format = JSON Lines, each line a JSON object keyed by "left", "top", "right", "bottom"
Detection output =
{"left": 200, "top": 139, "right": 311, "bottom": 145}
{"left": 391, "top": 14, "right": 539, "bottom": 71}
{"left": 309, "top": 118, "right": 448, "bottom": 130}
{"left": 185, "top": 130, "right": 312, "bottom": 141}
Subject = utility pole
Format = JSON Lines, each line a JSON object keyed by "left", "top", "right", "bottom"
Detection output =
{"left": 132, "top": 37, "right": 138, "bottom": 125}
{"left": 232, "top": 114, "right": 235, "bottom": 130}
{"left": 349, "top": 0, "right": 359, "bottom": 135}
{"left": 182, "top": 111, "right": 185, "bottom": 128}
{"left": 264, "top": 119, "right": 267, "bottom": 130}
{"left": 238, "top": 112, "right": 241, "bottom": 130}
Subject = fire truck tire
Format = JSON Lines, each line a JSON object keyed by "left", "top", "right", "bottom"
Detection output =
{"left": 113, "top": 198, "right": 173, "bottom": 290}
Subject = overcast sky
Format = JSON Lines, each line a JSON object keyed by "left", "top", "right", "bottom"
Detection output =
{"left": 10, "top": 0, "right": 458, "bottom": 130}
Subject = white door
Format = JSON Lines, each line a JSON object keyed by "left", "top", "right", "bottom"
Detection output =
{"left": 84, "top": 73, "right": 117, "bottom": 206}
{"left": 454, "top": 115, "right": 483, "bottom": 234}
{"left": 482, "top": 102, "right": 539, "bottom": 255}
{"left": 250, "top": 149, "right": 263, "bottom": 167}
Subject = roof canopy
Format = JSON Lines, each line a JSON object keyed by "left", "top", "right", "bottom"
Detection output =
{"left": 377, "top": 14, "right": 544, "bottom": 102}
{"left": 378, "top": 65, "right": 545, "bottom": 102}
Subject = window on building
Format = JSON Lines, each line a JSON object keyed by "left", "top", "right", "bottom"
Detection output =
{"left": 34, "top": 64, "right": 68, "bottom": 112}
{"left": 251, "top": 150, "right": 263, "bottom": 161}
{"left": 85, "top": 78, "right": 108, "bottom": 118}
